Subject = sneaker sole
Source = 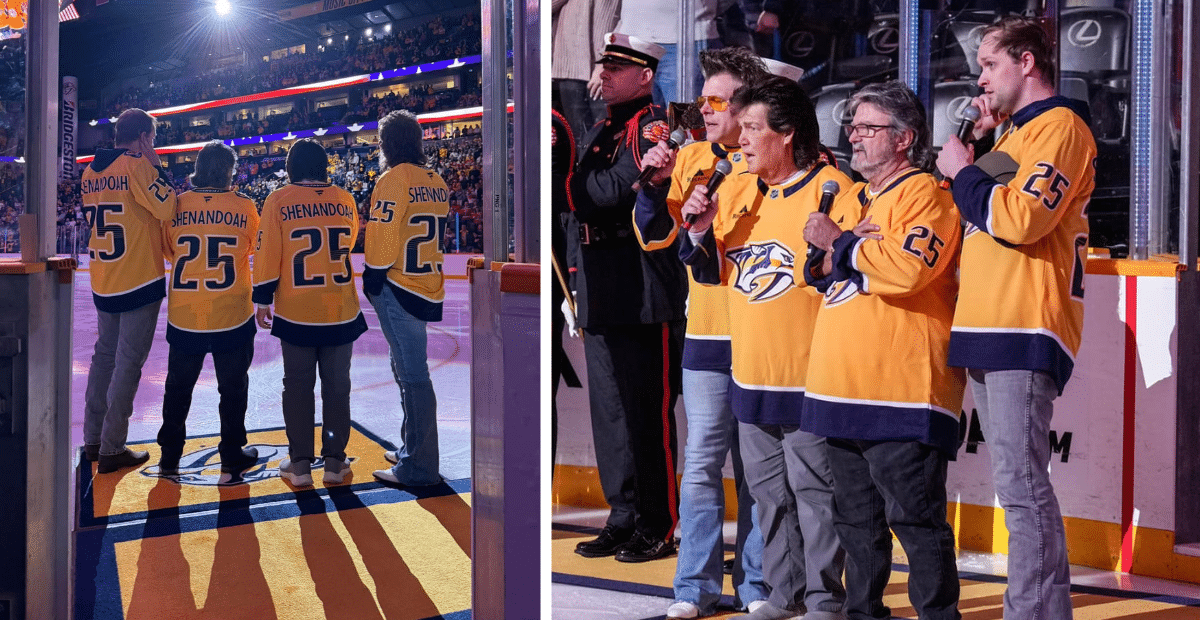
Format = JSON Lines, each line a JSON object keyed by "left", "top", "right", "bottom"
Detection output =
{"left": 323, "top": 471, "right": 350, "bottom": 484}
{"left": 282, "top": 472, "right": 313, "bottom": 486}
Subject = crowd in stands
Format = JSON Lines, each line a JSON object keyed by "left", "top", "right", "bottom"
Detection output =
{"left": 152, "top": 82, "right": 482, "bottom": 147}
{"left": 98, "top": 13, "right": 481, "bottom": 119}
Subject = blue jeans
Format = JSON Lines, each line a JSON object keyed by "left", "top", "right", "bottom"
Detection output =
{"left": 368, "top": 286, "right": 441, "bottom": 485}
{"left": 674, "top": 369, "right": 767, "bottom": 612}
{"left": 653, "top": 39, "right": 722, "bottom": 107}
{"left": 969, "top": 369, "right": 1072, "bottom": 620}
{"left": 83, "top": 300, "right": 162, "bottom": 456}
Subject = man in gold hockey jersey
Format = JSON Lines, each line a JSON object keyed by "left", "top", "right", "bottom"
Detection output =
{"left": 81, "top": 108, "right": 177, "bottom": 473}
{"left": 361, "top": 110, "right": 448, "bottom": 487}
{"left": 253, "top": 138, "right": 368, "bottom": 487}
{"left": 679, "top": 76, "right": 851, "bottom": 620}
{"left": 803, "top": 81, "right": 964, "bottom": 620}
{"left": 936, "top": 16, "right": 1095, "bottom": 620}
{"left": 157, "top": 141, "right": 261, "bottom": 481}
{"left": 633, "top": 46, "right": 771, "bottom": 618}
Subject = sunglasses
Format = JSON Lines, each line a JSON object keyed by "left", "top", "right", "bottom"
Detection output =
{"left": 695, "top": 95, "right": 730, "bottom": 112}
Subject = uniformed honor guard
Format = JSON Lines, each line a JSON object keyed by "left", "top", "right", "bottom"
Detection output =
{"left": 564, "top": 32, "right": 688, "bottom": 563}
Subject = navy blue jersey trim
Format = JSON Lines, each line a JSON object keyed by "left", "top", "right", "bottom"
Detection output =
{"left": 952, "top": 165, "right": 999, "bottom": 234}
{"left": 385, "top": 282, "right": 443, "bottom": 322}
{"left": 729, "top": 381, "right": 805, "bottom": 425}
{"left": 166, "top": 317, "right": 256, "bottom": 355}
{"left": 633, "top": 183, "right": 674, "bottom": 245}
{"left": 948, "top": 331, "right": 1074, "bottom": 394}
{"left": 251, "top": 280, "right": 279, "bottom": 305}
{"left": 682, "top": 337, "right": 731, "bottom": 372}
{"left": 679, "top": 229, "right": 721, "bottom": 284}
{"left": 801, "top": 396, "right": 961, "bottom": 457}
{"left": 93, "top": 278, "right": 165, "bottom": 314}
{"left": 270, "top": 312, "right": 368, "bottom": 347}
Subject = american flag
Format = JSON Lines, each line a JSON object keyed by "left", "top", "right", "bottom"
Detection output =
{"left": 58, "top": 3, "right": 79, "bottom": 22}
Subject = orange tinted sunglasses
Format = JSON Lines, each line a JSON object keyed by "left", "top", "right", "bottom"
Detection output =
{"left": 695, "top": 95, "right": 730, "bottom": 112}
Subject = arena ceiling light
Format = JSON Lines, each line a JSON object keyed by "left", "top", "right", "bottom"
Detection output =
{"left": 365, "top": 28, "right": 372, "bottom": 36}
{"left": 214, "top": 0, "right": 232, "bottom": 17}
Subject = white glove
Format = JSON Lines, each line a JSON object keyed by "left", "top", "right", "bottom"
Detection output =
{"left": 561, "top": 296, "right": 580, "bottom": 338}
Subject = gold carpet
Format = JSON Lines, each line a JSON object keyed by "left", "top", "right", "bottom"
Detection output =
{"left": 552, "top": 527, "right": 1200, "bottom": 619}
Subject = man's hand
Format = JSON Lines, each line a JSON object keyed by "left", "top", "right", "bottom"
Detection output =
{"left": 756, "top": 11, "right": 780, "bottom": 33}
{"left": 680, "top": 184, "right": 719, "bottom": 234}
{"left": 852, "top": 215, "right": 883, "bottom": 240}
{"left": 256, "top": 304, "right": 273, "bottom": 329}
{"left": 139, "top": 133, "right": 162, "bottom": 167}
{"left": 561, "top": 297, "right": 580, "bottom": 338}
{"left": 970, "top": 95, "right": 1002, "bottom": 139}
{"left": 936, "top": 138, "right": 974, "bottom": 185}
{"left": 640, "top": 140, "right": 678, "bottom": 187}
{"left": 588, "top": 65, "right": 604, "bottom": 100}
{"left": 804, "top": 212, "right": 844, "bottom": 252}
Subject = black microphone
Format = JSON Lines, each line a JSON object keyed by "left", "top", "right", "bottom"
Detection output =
{"left": 806, "top": 180, "right": 842, "bottom": 259}
{"left": 940, "top": 104, "right": 981, "bottom": 189}
{"left": 633, "top": 128, "right": 688, "bottom": 192}
{"left": 682, "top": 159, "right": 732, "bottom": 230}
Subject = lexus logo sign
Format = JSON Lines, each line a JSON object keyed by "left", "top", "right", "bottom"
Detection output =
{"left": 871, "top": 26, "right": 899, "bottom": 54}
{"left": 1066, "top": 19, "right": 1103, "bottom": 48}
{"left": 947, "top": 96, "right": 975, "bottom": 124}
{"left": 965, "top": 25, "right": 987, "bottom": 53}
{"left": 787, "top": 30, "right": 817, "bottom": 58}
{"left": 831, "top": 98, "right": 854, "bottom": 125}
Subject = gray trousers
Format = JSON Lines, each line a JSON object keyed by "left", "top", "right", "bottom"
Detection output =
{"left": 84, "top": 300, "right": 162, "bottom": 456}
{"left": 280, "top": 340, "right": 353, "bottom": 462}
{"left": 739, "top": 421, "right": 846, "bottom": 615}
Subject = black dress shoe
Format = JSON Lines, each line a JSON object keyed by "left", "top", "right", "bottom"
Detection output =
{"left": 614, "top": 533, "right": 676, "bottom": 563}
{"left": 98, "top": 448, "right": 150, "bottom": 474}
{"left": 158, "top": 451, "right": 182, "bottom": 475}
{"left": 221, "top": 446, "right": 260, "bottom": 474}
{"left": 724, "top": 558, "right": 735, "bottom": 574}
{"left": 574, "top": 526, "right": 633, "bottom": 558}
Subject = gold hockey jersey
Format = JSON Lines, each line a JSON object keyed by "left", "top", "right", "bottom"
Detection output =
{"left": 949, "top": 96, "right": 1096, "bottom": 393}
{"left": 679, "top": 163, "right": 854, "bottom": 424}
{"left": 363, "top": 162, "right": 449, "bottom": 322}
{"left": 81, "top": 148, "right": 177, "bottom": 312}
{"left": 634, "top": 142, "right": 749, "bottom": 371}
{"left": 801, "top": 170, "right": 965, "bottom": 455}
{"left": 162, "top": 189, "right": 259, "bottom": 353}
{"left": 252, "top": 182, "right": 367, "bottom": 346}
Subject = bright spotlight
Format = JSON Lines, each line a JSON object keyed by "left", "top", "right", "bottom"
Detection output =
{"left": 384, "top": 23, "right": 391, "bottom": 33}
{"left": 344, "top": 34, "right": 349, "bottom": 40}
{"left": 365, "top": 28, "right": 372, "bottom": 36}
{"left": 214, "top": 0, "right": 231, "bottom": 16}
{"left": 326, "top": 37, "right": 332, "bottom": 45}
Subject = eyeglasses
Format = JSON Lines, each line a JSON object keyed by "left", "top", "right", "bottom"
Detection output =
{"left": 695, "top": 95, "right": 730, "bottom": 112}
{"left": 843, "top": 123, "right": 893, "bottom": 138}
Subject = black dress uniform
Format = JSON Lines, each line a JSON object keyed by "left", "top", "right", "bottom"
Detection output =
{"left": 564, "top": 92, "right": 688, "bottom": 555}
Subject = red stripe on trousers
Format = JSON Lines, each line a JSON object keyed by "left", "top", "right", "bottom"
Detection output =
{"left": 1120, "top": 275, "right": 1137, "bottom": 572}
{"left": 660, "top": 323, "right": 679, "bottom": 541}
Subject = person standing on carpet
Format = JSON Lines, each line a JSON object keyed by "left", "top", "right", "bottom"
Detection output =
{"left": 157, "top": 141, "right": 261, "bottom": 481}
{"left": 80, "top": 108, "right": 177, "bottom": 474}
{"left": 361, "top": 109, "right": 449, "bottom": 488}
{"left": 253, "top": 138, "right": 368, "bottom": 487}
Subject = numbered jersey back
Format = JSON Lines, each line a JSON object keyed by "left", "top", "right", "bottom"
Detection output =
{"left": 365, "top": 163, "right": 449, "bottom": 317}
{"left": 164, "top": 189, "right": 259, "bottom": 339}
{"left": 253, "top": 182, "right": 362, "bottom": 329}
{"left": 80, "top": 150, "right": 177, "bottom": 312}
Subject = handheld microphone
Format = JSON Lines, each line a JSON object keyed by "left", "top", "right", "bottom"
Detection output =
{"left": 807, "top": 180, "right": 842, "bottom": 258}
{"left": 939, "top": 104, "right": 981, "bottom": 189}
{"left": 682, "top": 159, "right": 733, "bottom": 231}
{"left": 633, "top": 128, "right": 688, "bottom": 192}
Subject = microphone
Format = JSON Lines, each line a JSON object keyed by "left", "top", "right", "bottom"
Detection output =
{"left": 682, "top": 159, "right": 733, "bottom": 231}
{"left": 940, "top": 104, "right": 981, "bottom": 189}
{"left": 807, "top": 180, "right": 841, "bottom": 258}
{"left": 633, "top": 128, "right": 688, "bottom": 192}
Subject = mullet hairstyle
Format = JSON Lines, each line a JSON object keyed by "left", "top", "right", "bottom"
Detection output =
{"left": 982, "top": 15, "right": 1056, "bottom": 83}
{"left": 378, "top": 109, "right": 427, "bottom": 169}
{"left": 189, "top": 141, "right": 237, "bottom": 189}
{"left": 847, "top": 81, "right": 935, "bottom": 172}
{"left": 730, "top": 75, "right": 822, "bottom": 170}
{"left": 285, "top": 138, "right": 329, "bottom": 183}
{"left": 698, "top": 46, "right": 770, "bottom": 87}
{"left": 113, "top": 108, "right": 156, "bottom": 145}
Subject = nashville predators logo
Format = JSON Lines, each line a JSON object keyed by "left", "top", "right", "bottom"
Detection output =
{"left": 139, "top": 443, "right": 343, "bottom": 486}
{"left": 823, "top": 278, "right": 861, "bottom": 307}
{"left": 769, "top": 188, "right": 780, "bottom": 200}
{"left": 727, "top": 241, "right": 795, "bottom": 303}
{"left": 731, "top": 152, "right": 743, "bottom": 163}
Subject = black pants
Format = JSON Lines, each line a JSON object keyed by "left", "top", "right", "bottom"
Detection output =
{"left": 280, "top": 340, "right": 354, "bottom": 462}
{"left": 582, "top": 321, "right": 683, "bottom": 542}
{"left": 553, "top": 78, "right": 607, "bottom": 160}
{"left": 158, "top": 339, "right": 254, "bottom": 461}
{"left": 825, "top": 438, "right": 961, "bottom": 620}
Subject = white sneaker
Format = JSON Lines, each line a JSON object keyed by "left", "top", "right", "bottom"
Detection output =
{"left": 666, "top": 601, "right": 700, "bottom": 618}
{"left": 747, "top": 601, "right": 768, "bottom": 614}
{"left": 383, "top": 450, "right": 399, "bottom": 465}
{"left": 373, "top": 468, "right": 401, "bottom": 484}
{"left": 279, "top": 457, "right": 313, "bottom": 486}
{"left": 323, "top": 457, "right": 352, "bottom": 484}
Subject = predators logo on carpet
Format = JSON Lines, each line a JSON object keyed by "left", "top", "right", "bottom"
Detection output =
{"left": 140, "top": 443, "right": 350, "bottom": 486}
